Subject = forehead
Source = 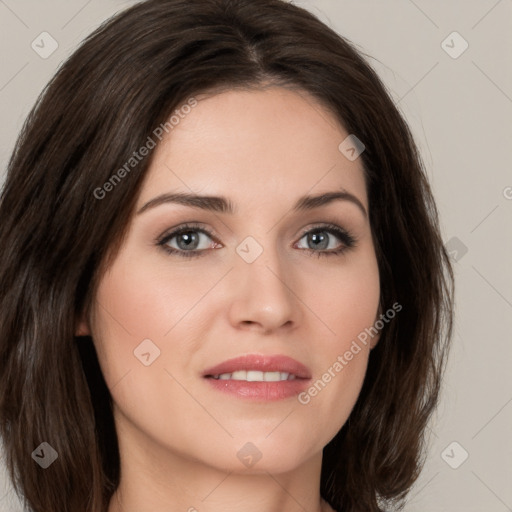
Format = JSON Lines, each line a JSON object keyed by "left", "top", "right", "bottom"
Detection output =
{"left": 137, "top": 87, "right": 368, "bottom": 213}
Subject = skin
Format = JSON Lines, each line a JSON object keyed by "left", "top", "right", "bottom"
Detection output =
{"left": 78, "top": 86, "right": 381, "bottom": 512}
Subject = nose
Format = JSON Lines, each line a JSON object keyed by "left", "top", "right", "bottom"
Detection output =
{"left": 226, "top": 243, "right": 302, "bottom": 335}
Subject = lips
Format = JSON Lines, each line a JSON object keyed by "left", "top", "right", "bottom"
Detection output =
{"left": 203, "top": 354, "right": 312, "bottom": 401}
{"left": 202, "top": 354, "right": 312, "bottom": 380}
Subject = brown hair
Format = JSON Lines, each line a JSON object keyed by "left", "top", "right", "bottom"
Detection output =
{"left": 0, "top": 0, "right": 454, "bottom": 511}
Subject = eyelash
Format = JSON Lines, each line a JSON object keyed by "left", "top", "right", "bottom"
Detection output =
{"left": 156, "top": 222, "right": 357, "bottom": 259}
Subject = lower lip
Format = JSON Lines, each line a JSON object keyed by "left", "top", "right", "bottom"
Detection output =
{"left": 204, "top": 377, "right": 310, "bottom": 401}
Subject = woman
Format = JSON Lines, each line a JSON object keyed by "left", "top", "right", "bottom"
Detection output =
{"left": 0, "top": 0, "right": 454, "bottom": 511}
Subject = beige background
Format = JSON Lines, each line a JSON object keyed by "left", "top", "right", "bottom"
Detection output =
{"left": 0, "top": 1, "right": 511, "bottom": 511}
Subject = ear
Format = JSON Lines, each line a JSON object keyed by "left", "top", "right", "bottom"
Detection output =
{"left": 75, "top": 311, "right": 91, "bottom": 337}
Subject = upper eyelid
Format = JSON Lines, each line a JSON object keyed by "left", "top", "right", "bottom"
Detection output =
{"left": 157, "top": 224, "right": 218, "bottom": 243}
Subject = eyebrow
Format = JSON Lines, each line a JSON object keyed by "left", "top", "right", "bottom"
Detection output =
{"left": 137, "top": 189, "right": 367, "bottom": 218}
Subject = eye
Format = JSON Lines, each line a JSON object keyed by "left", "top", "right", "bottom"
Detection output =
{"left": 157, "top": 223, "right": 220, "bottom": 258}
{"left": 295, "top": 224, "right": 357, "bottom": 257}
{"left": 156, "top": 222, "right": 357, "bottom": 259}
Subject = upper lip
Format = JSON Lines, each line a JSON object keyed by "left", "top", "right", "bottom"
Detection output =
{"left": 202, "top": 354, "right": 312, "bottom": 379}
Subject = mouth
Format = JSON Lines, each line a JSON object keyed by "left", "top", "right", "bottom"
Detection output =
{"left": 202, "top": 354, "right": 311, "bottom": 401}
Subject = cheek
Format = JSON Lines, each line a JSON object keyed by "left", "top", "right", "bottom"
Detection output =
{"left": 296, "top": 252, "right": 380, "bottom": 435}
{"left": 92, "top": 250, "right": 209, "bottom": 335}
{"left": 307, "top": 251, "right": 380, "bottom": 344}
{"left": 88, "top": 263, "right": 164, "bottom": 388}
{"left": 89, "top": 251, "right": 221, "bottom": 389}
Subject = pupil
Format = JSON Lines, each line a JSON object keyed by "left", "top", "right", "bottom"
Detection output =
{"left": 178, "top": 231, "right": 199, "bottom": 250}
{"left": 310, "top": 232, "right": 328, "bottom": 250}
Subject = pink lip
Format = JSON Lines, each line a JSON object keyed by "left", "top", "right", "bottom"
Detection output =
{"left": 202, "top": 354, "right": 312, "bottom": 401}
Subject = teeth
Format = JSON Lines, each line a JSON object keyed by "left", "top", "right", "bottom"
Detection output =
{"left": 212, "top": 370, "right": 297, "bottom": 382}
{"left": 264, "top": 371, "right": 282, "bottom": 382}
{"left": 246, "top": 370, "right": 263, "bottom": 381}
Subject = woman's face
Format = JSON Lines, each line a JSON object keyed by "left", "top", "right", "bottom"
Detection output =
{"left": 83, "top": 87, "right": 380, "bottom": 474}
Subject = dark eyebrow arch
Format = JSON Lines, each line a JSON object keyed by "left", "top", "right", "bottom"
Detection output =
{"left": 294, "top": 191, "right": 367, "bottom": 218}
{"left": 137, "top": 189, "right": 367, "bottom": 218}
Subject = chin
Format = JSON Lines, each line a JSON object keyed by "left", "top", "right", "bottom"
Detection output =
{"left": 183, "top": 430, "right": 322, "bottom": 475}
